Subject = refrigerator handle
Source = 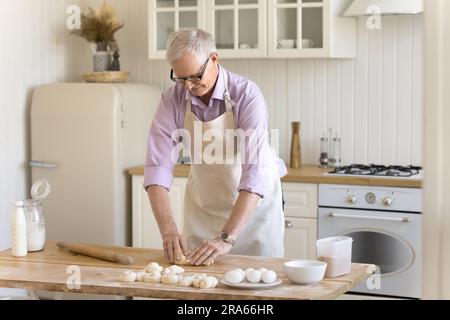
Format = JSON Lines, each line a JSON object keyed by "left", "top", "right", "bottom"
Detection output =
{"left": 30, "top": 161, "right": 59, "bottom": 169}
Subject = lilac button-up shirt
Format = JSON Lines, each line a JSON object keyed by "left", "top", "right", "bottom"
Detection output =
{"left": 144, "top": 66, "right": 287, "bottom": 197}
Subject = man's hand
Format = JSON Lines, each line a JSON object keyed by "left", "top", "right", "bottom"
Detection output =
{"left": 162, "top": 232, "right": 189, "bottom": 263}
{"left": 187, "top": 239, "right": 232, "bottom": 266}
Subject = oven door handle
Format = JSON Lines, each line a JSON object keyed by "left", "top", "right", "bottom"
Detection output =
{"left": 328, "top": 212, "right": 411, "bottom": 223}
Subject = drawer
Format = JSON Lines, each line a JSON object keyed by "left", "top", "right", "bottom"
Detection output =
{"left": 282, "top": 182, "right": 318, "bottom": 219}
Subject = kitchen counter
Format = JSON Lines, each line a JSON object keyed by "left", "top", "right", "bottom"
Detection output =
{"left": 0, "top": 241, "right": 375, "bottom": 300}
{"left": 129, "top": 165, "right": 422, "bottom": 188}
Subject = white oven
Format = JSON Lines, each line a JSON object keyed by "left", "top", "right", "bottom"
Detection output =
{"left": 318, "top": 184, "right": 422, "bottom": 299}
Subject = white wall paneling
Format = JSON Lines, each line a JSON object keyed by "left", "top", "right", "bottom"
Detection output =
{"left": 124, "top": 1, "right": 422, "bottom": 166}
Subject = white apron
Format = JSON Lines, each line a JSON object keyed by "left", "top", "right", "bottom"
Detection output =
{"left": 182, "top": 70, "right": 285, "bottom": 258}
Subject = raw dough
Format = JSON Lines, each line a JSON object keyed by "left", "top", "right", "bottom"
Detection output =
{"left": 175, "top": 254, "right": 215, "bottom": 266}
{"left": 178, "top": 275, "right": 195, "bottom": 287}
{"left": 174, "top": 254, "right": 191, "bottom": 266}
{"left": 136, "top": 271, "right": 147, "bottom": 282}
{"left": 145, "top": 262, "right": 163, "bottom": 273}
{"left": 161, "top": 274, "right": 180, "bottom": 284}
{"left": 199, "top": 276, "right": 219, "bottom": 289}
{"left": 143, "top": 273, "right": 161, "bottom": 283}
{"left": 119, "top": 271, "right": 137, "bottom": 282}
{"left": 163, "top": 265, "right": 185, "bottom": 275}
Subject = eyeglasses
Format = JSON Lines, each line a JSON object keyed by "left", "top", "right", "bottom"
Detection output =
{"left": 170, "top": 57, "right": 210, "bottom": 84}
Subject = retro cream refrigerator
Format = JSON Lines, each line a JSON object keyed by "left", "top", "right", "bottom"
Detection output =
{"left": 30, "top": 83, "right": 161, "bottom": 246}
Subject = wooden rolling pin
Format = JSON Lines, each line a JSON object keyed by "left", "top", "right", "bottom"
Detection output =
{"left": 57, "top": 242, "right": 134, "bottom": 265}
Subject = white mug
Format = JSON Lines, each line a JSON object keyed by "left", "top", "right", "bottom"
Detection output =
{"left": 239, "top": 43, "right": 251, "bottom": 49}
{"left": 302, "top": 39, "right": 314, "bottom": 48}
{"left": 277, "top": 39, "right": 295, "bottom": 49}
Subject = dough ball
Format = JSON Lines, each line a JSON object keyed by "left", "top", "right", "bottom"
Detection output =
{"left": 178, "top": 275, "right": 194, "bottom": 287}
{"left": 163, "top": 265, "right": 184, "bottom": 275}
{"left": 224, "top": 270, "right": 244, "bottom": 284}
{"left": 192, "top": 274, "right": 208, "bottom": 288}
{"left": 169, "top": 265, "right": 185, "bottom": 274}
{"left": 161, "top": 274, "right": 180, "bottom": 284}
{"left": 246, "top": 270, "right": 262, "bottom": 283}
{"left": 199, "top": 276, "right": 218, "bottom": 289}
{"left": 143, "top": 273, "right": 161, "bottom": 283}
{"left": 119, "top": 271, "right": 136, "bottom": 282}
{"left": 135, "top": 271, "right": 147, "bottom": 282}
{"left": 262, "top": 270, "right": 277, "bottom": 284}
{"left": 145, "top": 262, "right": 163, "bottom": 273}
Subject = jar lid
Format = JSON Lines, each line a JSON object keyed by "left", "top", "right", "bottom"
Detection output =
{"left": 31, "top": 179, "right": 51, "bottom": 201}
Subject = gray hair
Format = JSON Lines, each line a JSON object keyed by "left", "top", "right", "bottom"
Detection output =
{"left": 166, "top": 28, "right": 217, "bottom": 64}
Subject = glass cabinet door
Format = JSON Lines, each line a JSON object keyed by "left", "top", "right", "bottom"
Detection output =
{"left": 206, "top": 0, "right": 267, "bottom": 58}
{"left": 269, "top": 0, "right": 326, "bottom": 58}
{"left": 149, "top": 0, "right": 206, "bottom": 59}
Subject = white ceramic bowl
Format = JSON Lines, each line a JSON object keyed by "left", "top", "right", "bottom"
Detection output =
{"left": 283, "top": 260, "right": 327, "bottom": 285}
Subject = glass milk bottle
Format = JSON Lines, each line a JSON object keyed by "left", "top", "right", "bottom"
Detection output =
{"left": 25, "top": 200, "right": 46, "bottom": 252}
{"left": 11, "top": 201, "right": 28, "bottom": 257}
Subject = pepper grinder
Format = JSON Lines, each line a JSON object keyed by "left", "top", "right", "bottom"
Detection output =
{"left": 319, "top": 135, "right": 329, "bottom": 168}
{"left": 290, "top": 122, "right": 301, "bottom": 168}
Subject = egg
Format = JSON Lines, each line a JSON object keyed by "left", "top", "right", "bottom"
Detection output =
{"left": 258, "top": 268, "right": 267, "bottom": 274}
{"left": 233, "top": 268, "right": 246, "bottom": 278}
{"left": 262, "top": 270, "right": 277, "bottom": 284}
{"left": 246, "top": 270, "right": 262, "bottom": 283}
{"left": 225, "top": 270, "right": 244, "bottom": 284}
{"left": 245, "top": 268, "right": 255, "bottom": 276}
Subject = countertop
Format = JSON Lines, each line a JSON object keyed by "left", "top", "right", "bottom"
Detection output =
{"left": 128, "top": 165, "right": 422, "bottom": 188}
{"left": 0, "top": 241, "right": 375, "bottom": 300}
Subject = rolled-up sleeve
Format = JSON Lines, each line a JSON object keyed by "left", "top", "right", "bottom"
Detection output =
{"left": 237, "top": 84, "right": 272, "bottom": 198}
{"left": 144, "top": 93, "right": 179, "bottom": 191}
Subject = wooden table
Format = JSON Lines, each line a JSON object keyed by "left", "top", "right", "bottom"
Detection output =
{"left": 0, "top": 241, "right": 375, "bottom": 300}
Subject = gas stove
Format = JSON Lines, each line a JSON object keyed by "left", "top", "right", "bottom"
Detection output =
{"left": 327, "top": 164, "right": 422, "bottom": 179}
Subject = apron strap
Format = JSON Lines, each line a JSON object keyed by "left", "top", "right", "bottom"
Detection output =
{"left": 222, "top": 68, "right": 234, "bottom": 113}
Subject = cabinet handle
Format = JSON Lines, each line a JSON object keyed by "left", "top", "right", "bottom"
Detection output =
{"left": 29, "top": 160, "right": 58, "bottom": 168}
{"left": 328, "top": 212, "right": 411, "bottom": 223}
{"left": 285, "top": 221, "right": 293, "bottom": 228}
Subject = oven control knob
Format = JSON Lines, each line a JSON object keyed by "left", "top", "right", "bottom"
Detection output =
{"left": 347, "top": 195, "right": 357, "bottom": 204}
{"left": 383, "top": 197, "right": 394, "bottom": 207}
{"left": 365, "top": 192, "right": 376, "bottom": 204}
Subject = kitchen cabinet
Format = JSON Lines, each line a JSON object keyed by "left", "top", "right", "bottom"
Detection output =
{"left": 282, "top": 182, "right": 318, "bottom": 259}
{"left": 205, "top": 0, "right": 267, "bottom": 58}
{"left": 132, "top": 175, "right": 187, "bottom": 248}
{"left": 148, "top": 0, "right": 355, "bottom": 59}
{"left": 148, "top": 0, "right": 206, "bottom": 59}
{"left": 268, "top": 0, "right": 356, "bottom": 58}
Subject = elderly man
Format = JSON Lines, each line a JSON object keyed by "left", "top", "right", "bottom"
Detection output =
{"left": 145, "top": 29, "right": 287, "bottom": 266}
